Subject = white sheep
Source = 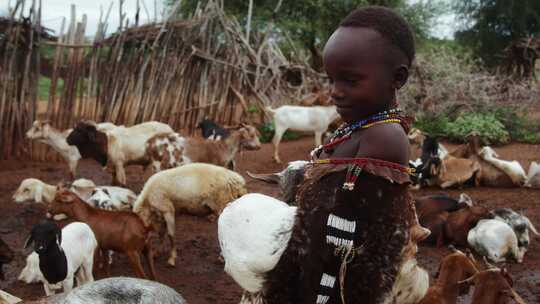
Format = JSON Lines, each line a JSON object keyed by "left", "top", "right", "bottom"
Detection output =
{"left": 19, "top": 221, "right": 98, "bottom": 296}
{"left": 266, "top": 105, "right": 339, "bottom": 163}
{"left": 26, "top": 120, "right": 115, "bottom": 179}
{"left": 478, "top": 147, "right": 527, "bottom": 186}
{"left": 133, "top": 163, "right": 247, "bottom": 267}
{"left": 467, "top": 219, "right": 524, "bottom": 263}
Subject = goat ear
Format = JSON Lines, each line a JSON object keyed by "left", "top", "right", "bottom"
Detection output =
{"left": 34, "top": 184, "right": 43, "bottom": 203}
{"left": 102, "top": 188, "right": 110, "bottom": 196}
{"left": 23, "top": 233, "right": 33, "bottom": 250}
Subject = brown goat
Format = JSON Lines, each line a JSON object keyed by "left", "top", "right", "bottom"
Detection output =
{"left": 418, "top": 247, "right": 479, "bottom": 304}
{"left": 422, "top": 205, "right": 491, "bottom": 247}
{"left": 459, "top": 267, "right": 526, "bottom": 304}
{"left": 48, "top": 187, "right": 156, "bottom": 280}
{"left": 146, "top": 123, "right": 261, "bottom": 172}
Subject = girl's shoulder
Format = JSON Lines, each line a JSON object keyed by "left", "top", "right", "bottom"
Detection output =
{"left": 354, "top": 123, "right": 409, "bottom": 165}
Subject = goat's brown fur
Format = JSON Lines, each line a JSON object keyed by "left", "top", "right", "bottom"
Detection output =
{"left": 48, "top": 187, "right": 156, "bottom": 280}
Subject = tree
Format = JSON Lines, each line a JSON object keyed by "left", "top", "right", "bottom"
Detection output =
{"left": 454, "top": 0, "right": 540, "bottom": 67}
{"left": 167, "top": 0, "right": 442, "bottom": 70}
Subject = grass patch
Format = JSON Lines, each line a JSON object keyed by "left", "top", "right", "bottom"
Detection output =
{"left": 257, "top": 122, "right": 302, "bottom": 143}
{"left": 38, "top": 77, "right": 64, "bottom": 100}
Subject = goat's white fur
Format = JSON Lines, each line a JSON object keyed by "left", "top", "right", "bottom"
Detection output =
{"left": 18, "top": 222, "right": 98, "bottom": 296}
{"left": 478, "top": 147, "right": 527, "bottom": 186}
{"left": 468, "top": 219, "right": 523, "bottom": 263}
{"left": 525, "top": 161, "right": 540, "bottom": 188}
{"left": 26, "top": 120, "right": 114, "bottom": 179}
{"left": 266, "top": 105, "right": 339, "bottom": 163}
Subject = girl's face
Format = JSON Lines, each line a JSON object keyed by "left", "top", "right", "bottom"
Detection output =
{"left": 323, "top": 27, "right": 398, "bottom": 123}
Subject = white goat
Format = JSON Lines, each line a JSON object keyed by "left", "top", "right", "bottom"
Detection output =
{"left": 478, "top": 147, "right": 527, "bottom": 186}
{"left": 467, "top": 219, "right": 524, "bottom": 263}
{"left": 133, "top": 163, "right": 247, "bottom": 267}
{"left": 219, "top": 193, "right": 429, "bottom": 304}
{"left": 26, "top": 120, "right": 115, "bottom": 179}
{"left": 13, "top": 178, "right": 136, "bottom": 214}
{"left": 266, "top": 105, "right": 339, "bottom": 163}
{"left": 19, "top": 222, "right": 98, "bottom": 296}
{"left": 67, "top": 121, "right": 173, "bottom": 186}
{"left": 492, "top": 208, "right": 539, "bottom": 254}
{"left": 525, "top": 161, "right": 540, "bottom": 188}
{"left": 87, "top": 187, "right": 135, "bottom": 211}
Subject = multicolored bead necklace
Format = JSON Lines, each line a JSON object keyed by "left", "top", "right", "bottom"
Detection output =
{"left": 311, "top": 108, "right": 404, "bottom": 159}
{"left": 310, "top": 108, "right": 410, "bottom": 191}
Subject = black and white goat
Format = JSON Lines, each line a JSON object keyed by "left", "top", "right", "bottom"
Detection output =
{"left": 197, "top": 119, "right": 230, "bottom": 140}
{"left": 20, "top": 220, "right": 97, "bottom": 295}
{"left": 491, "top": 208, "right": 539, "bottom": 255}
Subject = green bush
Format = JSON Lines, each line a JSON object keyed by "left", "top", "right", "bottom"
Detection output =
{"left": 446, "top": 113, "right": 509, "bottom": 145}
{"left": 257, "top": 122, "right": 301, "bottom": 143}
{"left": 414, "top": 108, "right": 540, "bottom": 144}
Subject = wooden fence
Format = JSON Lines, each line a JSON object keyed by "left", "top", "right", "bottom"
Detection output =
{"left": 0, "top": 0, "right": 322, "bottom": 160}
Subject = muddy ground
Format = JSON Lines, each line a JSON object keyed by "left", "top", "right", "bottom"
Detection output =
{"left": 0, "top": 137, "right": 539, "bottom": 303}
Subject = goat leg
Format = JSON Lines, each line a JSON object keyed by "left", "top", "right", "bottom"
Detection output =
{"left": 126, "top": 251, "right": 147, "bottom": 279}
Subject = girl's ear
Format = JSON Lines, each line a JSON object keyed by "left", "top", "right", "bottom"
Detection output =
{"left": 393, "top": 65, "right": 409, "bottom": 90}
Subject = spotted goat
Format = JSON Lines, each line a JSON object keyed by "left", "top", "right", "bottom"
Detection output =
{"left": 146, "top": 123, "right": 260, "bottom": 172}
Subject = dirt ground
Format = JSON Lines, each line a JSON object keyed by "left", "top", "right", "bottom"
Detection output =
{"left": 0, "top": 137, "right": 539, "bottom": 303}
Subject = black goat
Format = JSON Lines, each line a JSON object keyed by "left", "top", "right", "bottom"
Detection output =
{"left": 197, "top": 119, "right": 229, "bottom": 140}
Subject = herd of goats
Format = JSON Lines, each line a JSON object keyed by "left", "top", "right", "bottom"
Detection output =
{"left": 0, "top": 104, "right": 538, "bottom": 303}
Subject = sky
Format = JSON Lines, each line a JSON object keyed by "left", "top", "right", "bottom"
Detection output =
{"left": 0, "top": 0, "right": 456, "bottom": 39}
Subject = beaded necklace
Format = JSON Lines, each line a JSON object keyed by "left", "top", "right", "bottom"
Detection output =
{"left": 311, "top": 108, "right": 404, "bottom": 159}
{"left": 309, "top": 108, "right": 410, "bottom": 191}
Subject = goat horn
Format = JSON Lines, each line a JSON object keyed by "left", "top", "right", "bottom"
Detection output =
{"left": 246, "top": 171, "right": 280, "bottom": 184}
{"left": 457, "top": 274, "right": 475, "bottom": 285}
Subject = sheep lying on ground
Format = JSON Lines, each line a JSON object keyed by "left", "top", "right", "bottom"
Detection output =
{"left": 133, "top": 163, "right": 247, "bottom": 267}
{"left": 491, "top": 208, "right": 538, "bottom": 257}
{"left": 20, "top": 220, "right": 97, "bottom": 295}
{"left": 525, "top": 161, "right": 540, "bottom": 188}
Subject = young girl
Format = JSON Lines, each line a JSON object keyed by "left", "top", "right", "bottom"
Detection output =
{"left": 263, "top": 6, "right": 428, "bottom": 304}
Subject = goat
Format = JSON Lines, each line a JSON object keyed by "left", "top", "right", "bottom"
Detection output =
{"left": 87, "top": 187, "right": 135, "bottom": 211}
{"left": 197, "top": 119, "right": 230, "bottom": 140}
{"left": 26, "top": 120, "right": 115, "bottom": 179}
{"left": 56, "top": 277, "right": 187, "bottom": 304}
{"left": 21, "top": 220, "right": 97, "bottom": 296}
{"left": 418, "top": 247, "right": 479, "bottom": 304}
{"left": 133, "top": 163, "right": 247, "bottom": 267}
{"left": 220, "top": 192, "right": 429, "bottom": 304}
{"left": 47, "top": 187, "right": 156, "bottom": 280}
{"left": 146, "top": 123, "right": 260, "bottom": 172}
{"left": 422, "top": 204, "right": 491, "bottom": 247}
{"left": 478, "top": 147, "right": 527, "bottom": 186}
{"left": 66, "top": 121, "right": 173, "bottom": 186}
{"left": 458, "top": 266, "right": 526, "bottom": 304}
{"left": 491, "top": 208, "right": 539, "bottom": 254}
{"left": 266, "top": 105, "right": 339, "bottom": 163}
{"left": 0, "top": 237, "right": 13, "bottom": 281}
{"left": 246, "top": 160, "right": 309, "bottom": 204}
{"left": 525, "top": 161, "right": 540, "bottom": 188}
{"left": 468, "top": 219, "right": 524, "bottom": 263}
{"left": 13, "top": 178, "right": 135, "bottom": 215}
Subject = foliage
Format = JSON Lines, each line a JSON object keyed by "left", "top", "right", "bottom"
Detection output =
{"left": 453, "top": 0, "right": 540, "bottom": 67}
{"left": 257, "top": 122, "right": 301, "bottom": 143}
{"left": 414, "top": 108, "right": 540, "bottom": 145}
{"left": 170, "top": 0, "right": 442, "bottom": 55}
{"left": 38, "top": 76, "right": 64, "bottom": 100}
